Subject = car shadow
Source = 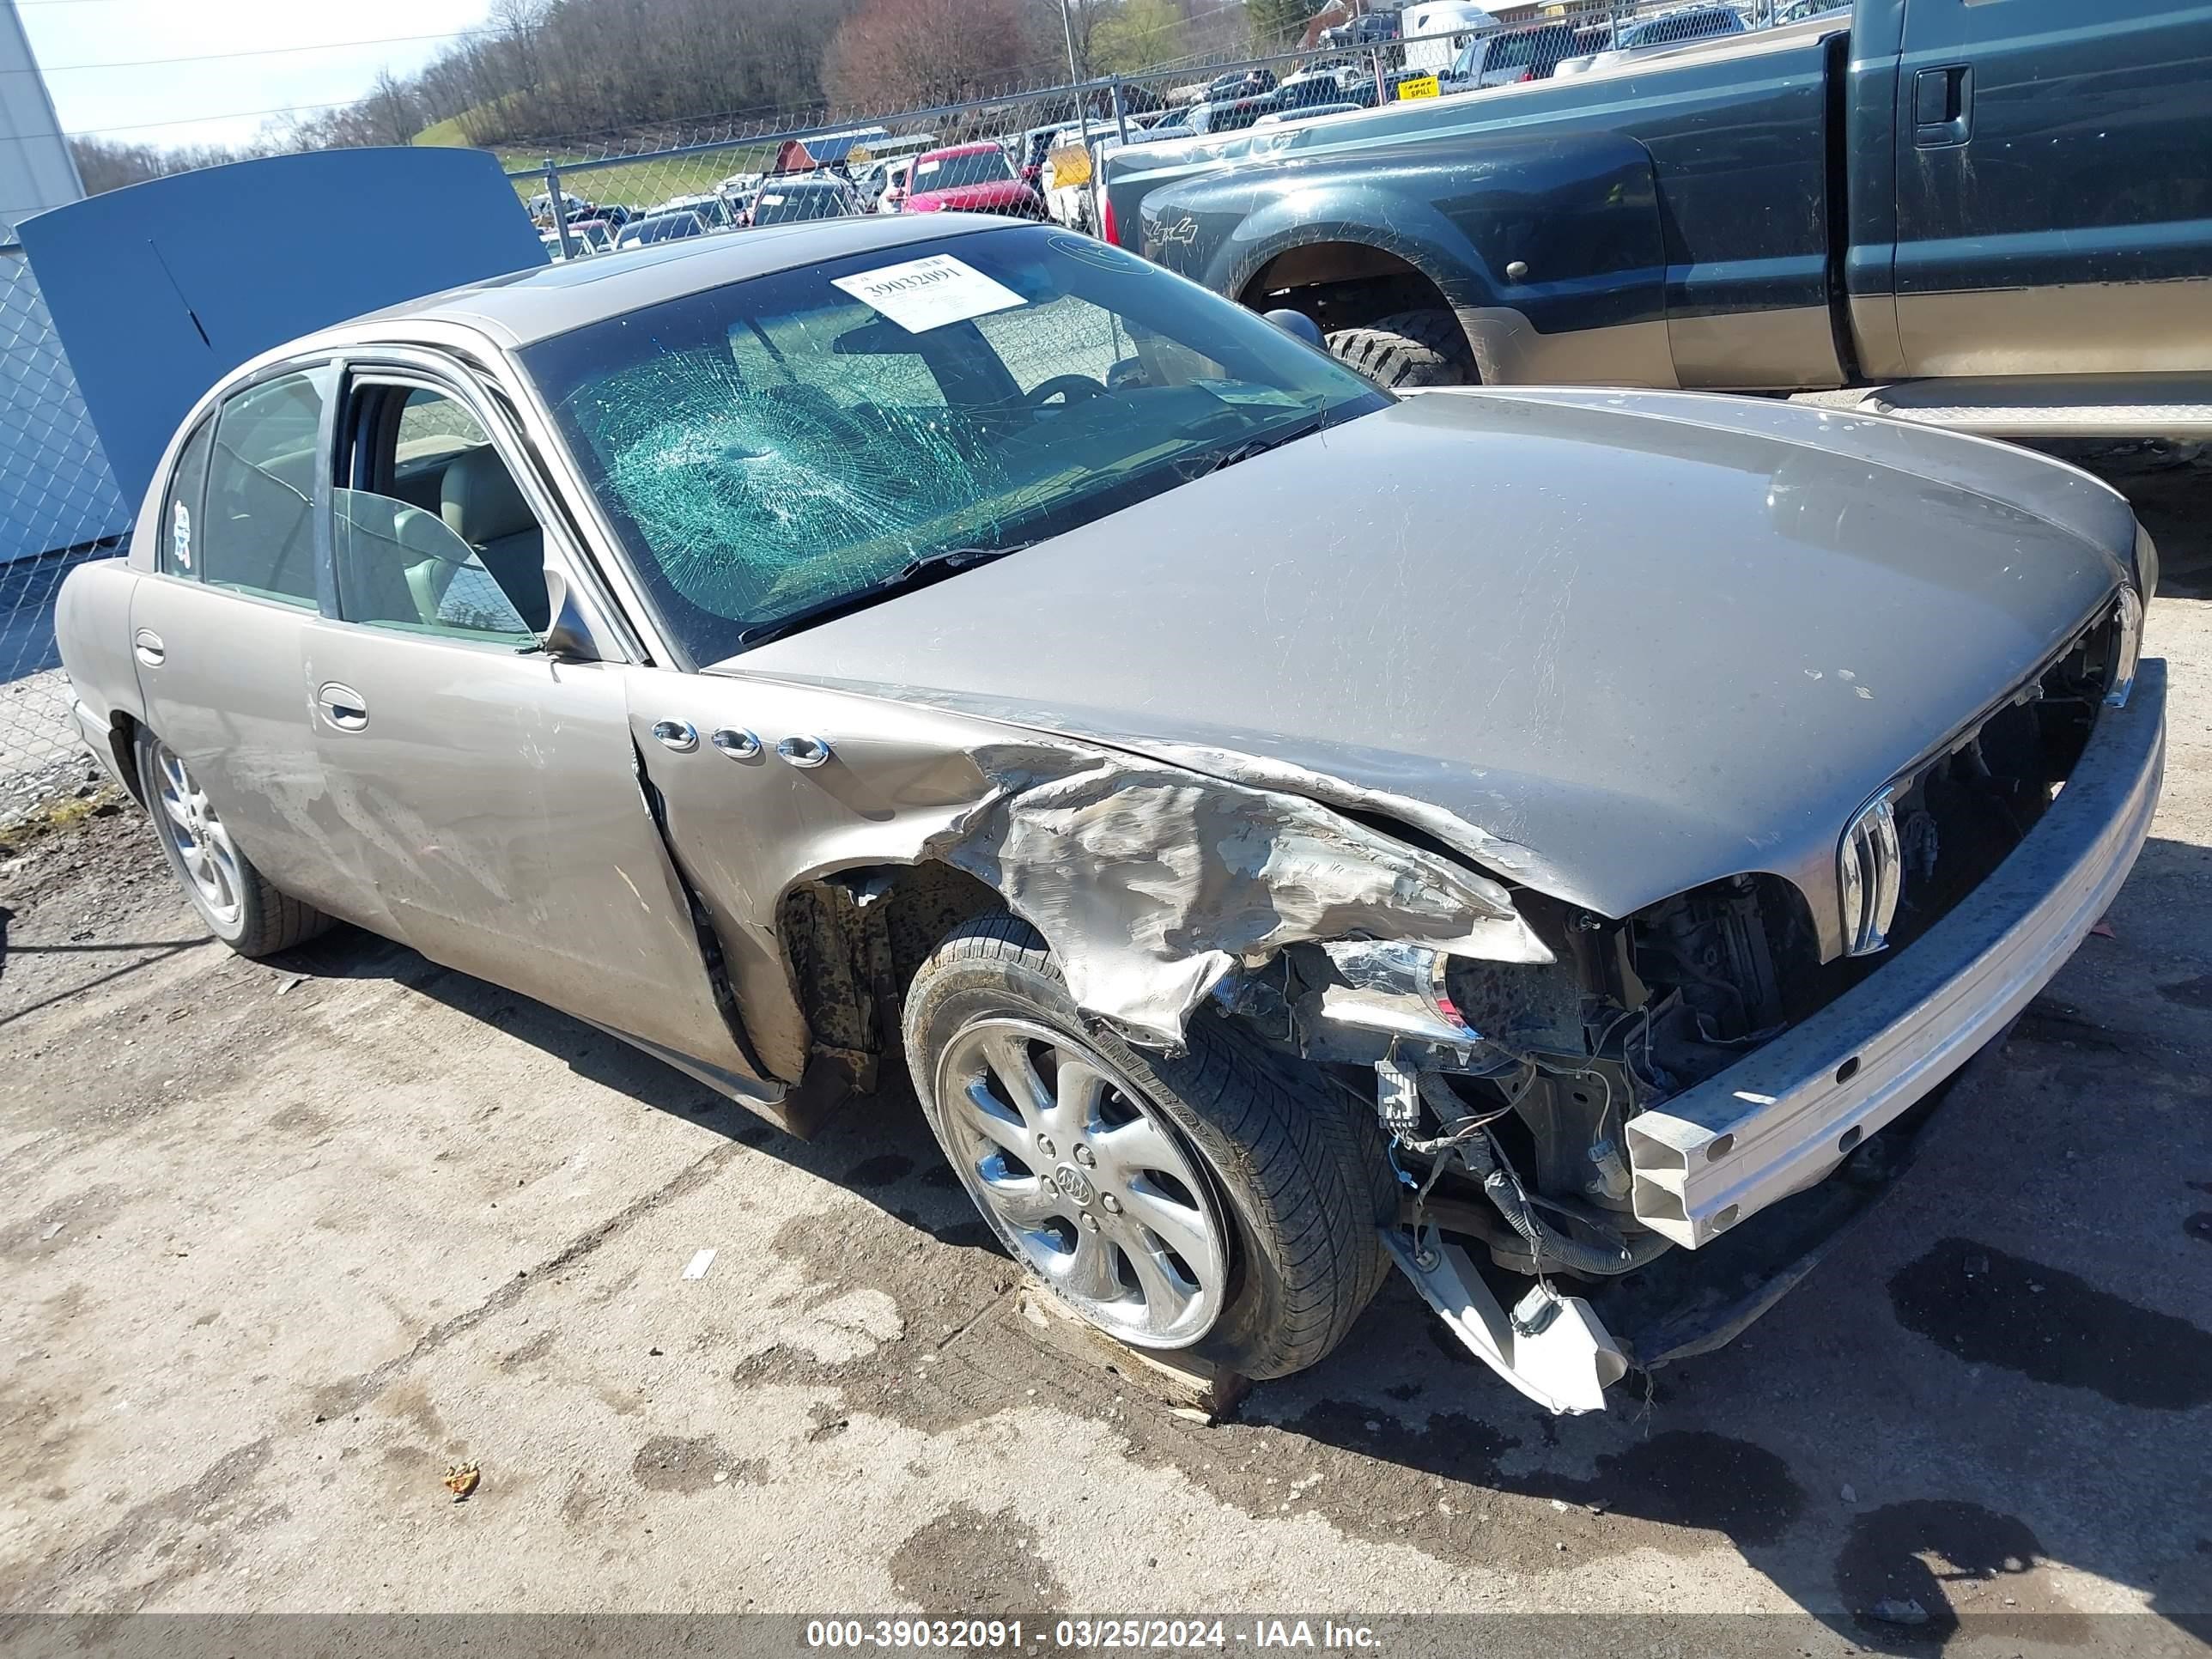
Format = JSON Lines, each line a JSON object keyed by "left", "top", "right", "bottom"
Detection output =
{"left": 266, "top": 921, "right": 999, "bottom": 1255}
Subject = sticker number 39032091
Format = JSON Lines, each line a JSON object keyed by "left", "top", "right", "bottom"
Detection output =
{"left": 830, "top": 253, "right": 1026, "bottom": 334}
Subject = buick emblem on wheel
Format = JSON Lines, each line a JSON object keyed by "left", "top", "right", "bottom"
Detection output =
{"left": 1052, "top": 1164, "right": 1097, "bottom": 1206}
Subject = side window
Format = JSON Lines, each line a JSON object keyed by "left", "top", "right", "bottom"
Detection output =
{"left": 158, "top": 419, "right": 213, "bottom": 579}
{"left": 329, "top": 383, "right": 543, "bottom": 645}
{"left": 398, "top": 386, "right": 489, "bottom": 468}
{"left": 202, "top": 369, "right": 330, "bottom": 606}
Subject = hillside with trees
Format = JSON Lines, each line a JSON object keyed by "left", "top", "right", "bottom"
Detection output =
{"left": 68, "top": 0, "right": 1310, "bottom": 193}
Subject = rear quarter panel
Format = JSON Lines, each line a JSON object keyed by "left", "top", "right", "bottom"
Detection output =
{"left": 53, "top": 557, "right": 147, "bottom": 787}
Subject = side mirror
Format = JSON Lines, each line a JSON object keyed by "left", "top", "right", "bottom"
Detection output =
{"left": 538, "top": 566, "right": 602, "bottom": 663}
{"left": 1262, "top": 307, "right": 1325, "bottom": 349}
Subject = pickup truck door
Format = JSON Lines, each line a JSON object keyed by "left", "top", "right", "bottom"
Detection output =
{"left": 1893, "top": 0, "right": 2212, "bottom": 377}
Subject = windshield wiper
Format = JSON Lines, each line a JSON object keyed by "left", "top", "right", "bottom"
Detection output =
{"left": 1183, "top": 412, "right": 1329, "bottom": 479}
{"left": 734, "top": 544, "right": 1035, "bottom": 649}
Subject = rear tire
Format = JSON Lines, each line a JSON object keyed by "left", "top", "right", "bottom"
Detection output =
{"left": 904, "top": 913, "right": 1396, "bottom": 1380}
{"left": 137, "top": 728, "right": 333, "bottom": 957}
{"left": 1326, "top": 308, "right": 1477, "bottom": 389}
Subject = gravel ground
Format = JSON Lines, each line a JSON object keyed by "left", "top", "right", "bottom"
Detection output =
{"left": 0, "top": 453, "right": 2207, "bottom": 1657}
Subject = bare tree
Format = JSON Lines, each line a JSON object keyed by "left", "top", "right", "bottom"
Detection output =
{"left": 825, "top": 0, "right": 1027, "bottom": 112}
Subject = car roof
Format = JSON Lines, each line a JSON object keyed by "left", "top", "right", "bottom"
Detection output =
{"left": 342, "top": 213, "right": 1014, "bottom": 348}
{"left": 919, "top": 142, "right": 1002, "bottom": 160}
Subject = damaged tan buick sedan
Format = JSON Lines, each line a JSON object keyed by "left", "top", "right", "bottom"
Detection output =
{"left": 57, "top": 216, "right": 2163, "bottom": 1411}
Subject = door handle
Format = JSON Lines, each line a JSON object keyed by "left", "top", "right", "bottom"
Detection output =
{"left": 316, "top": 682, "right": 369, "bottom": 732}
{"left": 133, "top": 629, "right": 165, "bottom": 666}
{"left": 1913, "top": 64, "right": 1972, "bottom": 148}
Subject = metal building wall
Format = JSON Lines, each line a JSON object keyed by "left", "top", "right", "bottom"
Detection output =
{"left": 0, "top": 0, "right": 125, "bottom": 574}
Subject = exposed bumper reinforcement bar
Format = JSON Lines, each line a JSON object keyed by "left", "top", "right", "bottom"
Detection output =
{"left": 1624, "top": 659, "right": 2166, "bottom": 1249}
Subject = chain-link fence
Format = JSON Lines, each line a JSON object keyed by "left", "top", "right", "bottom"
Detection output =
{"left": 0, "top": 246, "right": 131, "bottom": 823}
{"left": 0, "top": 0, "right": 1812, "bottom": 824}
{"left": 512, "top": 0, "right": 1802, "bottom": 243}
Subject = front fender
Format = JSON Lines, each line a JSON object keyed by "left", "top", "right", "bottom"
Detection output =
{"left": 1147, "top": 129, "right": 1677, "bottom": 387}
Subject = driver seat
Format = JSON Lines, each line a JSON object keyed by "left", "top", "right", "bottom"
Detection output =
{"left": 440, "top": 448, "right": 551, "bottom": 630}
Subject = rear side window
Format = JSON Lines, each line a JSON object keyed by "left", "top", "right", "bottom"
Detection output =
{"left": 1491, "top": 27, "right": 1566, "bottom": 69}
{"left": 202, "top": 368, "right": 331, "bottom": 607}
{"left": 158, "top": 419, "right": 214, "bottom": 579}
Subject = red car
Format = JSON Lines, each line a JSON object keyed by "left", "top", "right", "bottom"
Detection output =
{"left": 902, "top": 143, "right": 1046, "bottom": 219}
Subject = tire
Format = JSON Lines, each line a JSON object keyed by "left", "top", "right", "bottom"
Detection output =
{"left": 904, "top": 913, "right": 1396, "bottom": 1380}
{"left": 136, "top": 728, "right": 333, "bottom": 957}
{"left": 1326, "top": 308, "right": 1477, "bottom": 389}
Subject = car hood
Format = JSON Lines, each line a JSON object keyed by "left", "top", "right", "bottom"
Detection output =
{"left": 724, "top": 387, "right": 2131, "bottom": 925}
{"left": 908, "top": 180, "right": 1033, "bottom": 210}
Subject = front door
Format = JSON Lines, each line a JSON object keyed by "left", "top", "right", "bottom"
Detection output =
{"left": 305, "top": 368, "right": 760, "bottom": 1089}
{"left": 1893, "top": 0, "right": 2212, "bottom": 377}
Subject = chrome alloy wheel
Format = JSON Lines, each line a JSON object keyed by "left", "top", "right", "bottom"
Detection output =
{"left": 935, "top": 1017, "right": 1229, "bottom": 1347}
{"left": 151, "top": 741, "right": 245, "bottom": 929}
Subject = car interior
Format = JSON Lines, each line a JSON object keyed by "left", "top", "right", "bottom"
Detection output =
{"left": 333, "top": 384, "right": 551, "bottom": 639}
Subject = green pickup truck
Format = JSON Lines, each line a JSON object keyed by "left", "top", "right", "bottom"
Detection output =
{"left": 1102, "top": 0, "right": 2212, "bottom": 435}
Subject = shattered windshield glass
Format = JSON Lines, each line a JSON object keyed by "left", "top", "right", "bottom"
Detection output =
{"left": 520, "top": 225, "right": 1387, "bottom": 665}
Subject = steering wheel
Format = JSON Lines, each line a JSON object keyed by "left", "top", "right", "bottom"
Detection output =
{"left": 1024, "top": 374, "right": 1108, "bottom": 408}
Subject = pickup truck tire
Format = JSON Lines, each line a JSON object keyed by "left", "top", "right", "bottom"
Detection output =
{"left": 137, "top": 727, "right": 334, "bottom": 957}
{"left": 1326, "top": 310, "right": 1477, "bottom": 389}
{"left": 905, "top": 912, "right": 1396, "bottom": 1379}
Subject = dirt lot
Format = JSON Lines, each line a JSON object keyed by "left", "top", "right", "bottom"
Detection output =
{"left": 3, "top": 450, "right": 2209, "bottom": 1656}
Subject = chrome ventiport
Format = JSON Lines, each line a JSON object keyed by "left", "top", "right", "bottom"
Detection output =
{"left": 776, "top": 734, "right": 832, "bottom": 768}
{"left": 651, "top": 720, "right": 698, "bottom": 753}
{"left": 1838, "top": 789, "right": 1902, "bottom": 957}
{"left": 710, "top": 727, "right": 762, "bottom": 758}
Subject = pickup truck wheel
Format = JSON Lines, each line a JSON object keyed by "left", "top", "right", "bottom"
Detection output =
{"left": 904, "top": 913, "right": 1396, "bottom": 1379}
{"left": 1326, "top": 309, "right": 1477, "bottom": 389}
{"left": 137, "top": 730, "right": 333, "bottom": 957}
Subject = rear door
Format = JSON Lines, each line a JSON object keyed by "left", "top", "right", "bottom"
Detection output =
{"left": 128, "top": 362, "right": 376, "bottom": 927}
{"left": 301, "top": 359, "right": 765, "bottom": 1090}
{"left": 1893, "top": 0, "right": 2212, "bottom": 375}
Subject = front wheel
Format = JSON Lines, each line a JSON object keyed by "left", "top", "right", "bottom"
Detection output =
{"left": 137, "top": 729, "right": 332, "bottom": 957}
{"left": 904, "top": 914, "right": 1395, "bottom": 1379}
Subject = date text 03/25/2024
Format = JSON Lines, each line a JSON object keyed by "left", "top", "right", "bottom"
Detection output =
{"left": 804, "top": 1620, "right": 1383, "bottom": 1650}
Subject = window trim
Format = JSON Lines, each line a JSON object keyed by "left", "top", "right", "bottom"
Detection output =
{"left": 327, "top": 352, "right": 635, "bottom": 662}
{"left": 156, "top": 415, "right": 214, "bottom": 580}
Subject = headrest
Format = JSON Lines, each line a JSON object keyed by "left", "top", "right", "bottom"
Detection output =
{"left": 441, "top": 447, "right": 538, "bottom": 546}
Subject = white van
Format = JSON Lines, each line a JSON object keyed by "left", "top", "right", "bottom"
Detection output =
{"left": 1397, "top": 2, "right": 1502, "bottom": 75}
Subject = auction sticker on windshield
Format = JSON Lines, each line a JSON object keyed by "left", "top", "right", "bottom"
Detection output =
{"left": 832, "top": 254, "right": 1024, "bottom": 333}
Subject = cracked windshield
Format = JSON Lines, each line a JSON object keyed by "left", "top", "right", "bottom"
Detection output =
{"left": 522, "top": 226, "right": 1384, "bottom": 664}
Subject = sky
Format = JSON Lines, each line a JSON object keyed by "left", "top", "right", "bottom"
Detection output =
{"left": 13, "top": 0, "right": 499, "bottom": 149}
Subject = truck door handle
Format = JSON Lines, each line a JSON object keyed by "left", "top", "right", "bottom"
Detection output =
{"left": 1913, "top": 64, "right": 1972, "bottom": 148}
{"left": 133, "top": 629, "right": 164, "bottom": 666}
{"left": 316, "top": 682, "right": 369, "bottom": 732}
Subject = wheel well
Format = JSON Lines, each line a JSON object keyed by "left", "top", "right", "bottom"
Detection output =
{"left": 1237, "top": 242, "right": 1459, "bottom": 337}
{"left": 776, "top": 860, "right": 1004, "bottom": 1096}
{"left": 107, "top": 709, "right": 146, "bottom": 807}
